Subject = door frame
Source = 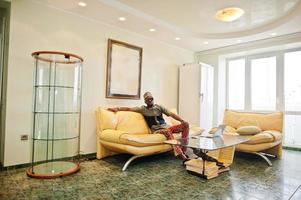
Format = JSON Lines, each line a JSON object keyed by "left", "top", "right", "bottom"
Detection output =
{"left": 0, "top": 1, "right": 10, "bottom": 167}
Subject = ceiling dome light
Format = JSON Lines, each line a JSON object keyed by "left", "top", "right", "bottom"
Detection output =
{"left": 174, "top": 37, "right": 181, "bottom": 41}
{"left": 215, "top": 7, "right": 244, "bottom": 22}
{"left": 118, "top": 17, "right": 127, "bottom": 21}
{"left": 149, "top": 28, "right": 156, "bottom": 32}
{"left": 78, "top": 2, "right": 87, "bottom": 7}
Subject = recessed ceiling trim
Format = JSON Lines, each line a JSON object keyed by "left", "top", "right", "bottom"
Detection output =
{"left": 100, "top": 0, "right": 301, "bottom": 39}
{"left": 98, "top": 0, "right": 190, "bottom": 35}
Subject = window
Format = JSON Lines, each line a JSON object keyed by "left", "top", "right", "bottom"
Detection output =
{"left": 251, "top": 56, "right": 276, "bottom": 111}
{"left": 227, "top": 59, "right": 245, "bottom": 110}
{"left": 284, "top": 50, "right": 301, "bottom": 147}
{"left": 284, "top": 51, "right": 301, "bottom": 111}
{"left": 284, "top": 115, "right": 301, "bottom": 146}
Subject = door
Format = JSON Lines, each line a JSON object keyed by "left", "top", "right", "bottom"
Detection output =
{"left": 179, "top": 63, "right": 214, "bottom": 130}
{"left": 199, "top": 64, "right": 214, "bottom": 131}
{"left": 179, "top": 63, "right": 200, "bottom": 126}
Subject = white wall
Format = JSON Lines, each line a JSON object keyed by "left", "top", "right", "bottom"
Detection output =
{"left": 4, "top": 1, "right": 193, "bottom": 166}
{"left": 195, "top": 32, "right": 301, "bottom": 126}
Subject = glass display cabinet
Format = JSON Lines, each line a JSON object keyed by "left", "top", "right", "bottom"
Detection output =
{"left": 26, "top": 51, "right": 83, "bottom": 178}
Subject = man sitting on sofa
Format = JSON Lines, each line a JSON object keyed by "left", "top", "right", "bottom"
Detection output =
{"left": 108, "top": 91, "right": 189, "bottom": 161}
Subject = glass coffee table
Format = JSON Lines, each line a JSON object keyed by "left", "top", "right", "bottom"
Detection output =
{"left": 165, "top": 134, "right": 250, "bottom": 179}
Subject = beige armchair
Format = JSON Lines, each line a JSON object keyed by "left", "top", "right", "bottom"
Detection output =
{"left": 95, "top": 107, "right": 203, "bottom": 171}
{"left": 222, "top": 109, "right": 284, "bottom": 166}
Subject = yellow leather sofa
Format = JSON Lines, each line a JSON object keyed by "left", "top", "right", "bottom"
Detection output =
{"left": 95, "top": 107, "right": 203, "bottom": 171}
{"left": 222, "top": 109, "right": 283, "bottom": 166}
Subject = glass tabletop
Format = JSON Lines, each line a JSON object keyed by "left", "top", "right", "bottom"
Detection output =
{"left": 165, "top": 134, "right": 250, "bottom": 151}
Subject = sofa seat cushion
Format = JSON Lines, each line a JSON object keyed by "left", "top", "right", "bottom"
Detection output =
{"left": 244, "top": 130, "right": 282, "bottom": 144}
{"left": 120, "top": 129, "right": 202, "bottom": 147}
{"left": 120, "top": 134, "right": 167, "bottom": 147}
{"left": 100, "top": 140, "right": 172, "bottom": 155}
{"left": 100, "top": 129, "right": 166, "bottom": 147}
{"left": 100, "top": 127, "right": 204, "bottom": 147}
{"left": 236, "top": 140, "right": 282, "bottom": 152}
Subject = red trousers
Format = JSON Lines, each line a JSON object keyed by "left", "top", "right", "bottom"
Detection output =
{"left": 154, "top": 123, "right": 189, "bottom": 156}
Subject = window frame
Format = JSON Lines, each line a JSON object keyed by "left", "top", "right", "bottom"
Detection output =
{"left": 226, "top": 51, "right": 279, "bottom": 113}
{"left": 225, "top": 47, "right": 301, "bottom": 148}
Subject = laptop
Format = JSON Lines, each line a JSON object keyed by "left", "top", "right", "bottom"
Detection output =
{"left": 199, "top": 125, "right": 226, "bottom": 138}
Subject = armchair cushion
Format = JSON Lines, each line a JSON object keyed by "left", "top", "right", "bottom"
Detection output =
{"left": 244, "top": 130, "right": 282, "bottom": 144}
{"left": 237, "top": 126, "right": 261, "bottom": 135}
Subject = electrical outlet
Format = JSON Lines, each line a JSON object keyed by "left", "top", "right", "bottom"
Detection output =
{"left": 21, "top": 134, "right": 29, "bottom": 141}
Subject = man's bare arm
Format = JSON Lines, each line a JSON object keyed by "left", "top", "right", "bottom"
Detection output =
{"left": 169, "top": 112, "right": 189, "bottom": 127}
{"left": 107, "top": 107, "right": 135, "bottom": 112}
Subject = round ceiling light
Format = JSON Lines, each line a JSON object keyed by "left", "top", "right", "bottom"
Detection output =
{"left": 78, "top": 2, "right": 87, "bottom": 7}
{"left": 215, "top": 7, "right": 244, "bottom": 22}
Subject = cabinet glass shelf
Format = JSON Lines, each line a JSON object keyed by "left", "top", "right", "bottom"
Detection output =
{"left": 34, "top": 85, "right": 80, "bottom": 90}
{"left": 27, "top": 51, "right": 83, "bottom": 178}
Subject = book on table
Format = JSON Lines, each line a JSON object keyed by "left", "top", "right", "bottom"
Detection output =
{"left": 185, "top": 159, "right": 218, "bottom": 176}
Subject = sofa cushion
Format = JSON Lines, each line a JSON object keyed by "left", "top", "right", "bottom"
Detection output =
{"left": 116, "top": 111, "right": 150, "bottom": 134}
{"left": 120, "top": 134, "right": 167, "bottom": 147}
{"left": 263, "top": 130, "right": 282, "bottom": 141}
{"left": 119, "top": 129, "right": 202, "bottom": 147}
{"left": 97, "top": 108, "right": 118, "bottom": 130}
{"left": 244, "top": 130, "right": 282, "bottom": 144}
{"left": 237, "top": 126, "right": 261, "bottom": 135}
{"left": 101, "top": 126, "right": 203, "bottom": 147}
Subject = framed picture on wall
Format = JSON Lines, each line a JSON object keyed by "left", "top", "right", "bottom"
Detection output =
{"left": 106, "top": 39, "right": 143, "bottom": 99}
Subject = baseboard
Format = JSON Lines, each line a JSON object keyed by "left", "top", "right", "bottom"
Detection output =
{"left": 283, "top": 146, "right": 301, "bottom": 152}
{"left": 0, "top": 152, "right": 97, "bottom": 171}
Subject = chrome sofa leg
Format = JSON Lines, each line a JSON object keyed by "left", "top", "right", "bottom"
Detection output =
{"left": 122, "top": 155, "right": 144, "bottom": 171}
{"left": 250, "top": 152, "right": 273, "bottom": 166}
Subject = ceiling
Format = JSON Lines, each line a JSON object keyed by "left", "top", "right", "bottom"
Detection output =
{"left": 35, "top": 0, "right": 301, "bottom": 51}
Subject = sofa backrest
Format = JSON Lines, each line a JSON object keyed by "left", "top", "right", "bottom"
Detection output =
{"left": 96, "top": 107, "right": 149, "bottom": 134}
{"left": 116, "top": 111, "right": 150, "bottom": 134}
{"left": 223, "top": 109, "right": 283, "bottom": 132}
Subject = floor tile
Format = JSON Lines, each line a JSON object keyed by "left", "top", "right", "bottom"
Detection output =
{"left": 0, "top": 150, "right": 301, "bottom": 199}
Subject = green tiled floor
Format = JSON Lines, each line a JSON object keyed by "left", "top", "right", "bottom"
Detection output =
{"left": 1, "top": 149, "right": 301, "bottom": 200}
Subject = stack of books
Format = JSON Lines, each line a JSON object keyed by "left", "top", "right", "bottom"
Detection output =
{"left": 185, "top": 159, "right": 219, "bottom": 179}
